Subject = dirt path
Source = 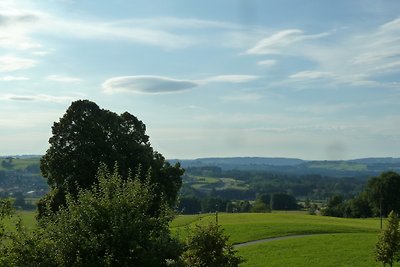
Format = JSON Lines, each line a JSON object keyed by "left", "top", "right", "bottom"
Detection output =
{"left": 234, "top": 234, "right": 324, "bottom": 248}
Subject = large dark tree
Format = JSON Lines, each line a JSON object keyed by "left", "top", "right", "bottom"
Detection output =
{"left": 39, "top": 100, "right": 183, "bottom": 216}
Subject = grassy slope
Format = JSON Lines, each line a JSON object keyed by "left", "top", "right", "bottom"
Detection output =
{"left": 184, "top": 175, "right": 248, "bottom": 191}
{"left": 172, "top": 213, "right": 380, "bottom": 244}
{"left": 0, "top": 157, "right": 40, "bottom": 171}
{"left": 172, "top": 213, "right": 381, "bottom": 267}
{"left": 238, "top": 233, "right": 379, "bottom": 267}
{"left": 307, "top": 161, "right": 368, "bottom": 171}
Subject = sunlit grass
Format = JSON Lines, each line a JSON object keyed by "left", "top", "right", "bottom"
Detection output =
{"left": 172, "top": 213, "right": 381, "bottom": 244}
{"left": 238, "top": 233, "right": 379, "bottom": 267}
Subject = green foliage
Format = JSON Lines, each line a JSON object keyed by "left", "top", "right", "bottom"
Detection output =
{"left": 251, "top": 199, "right": 271, "bottom": 213}
{"left": 1, "top": 165, "right": 183, "bottom": 266}
{"left": 322, "top": 195, "right": 345, "bottom": 217}
{"left": 366, "top": 171, "right": 400, "bottom": 217}
{"left": 375, "top": 211, "right": 400, "bottom": 267}
{"left": 39, "top": 100, "right": 183, "bottom": 216}
{"left": 181, "top": 223, "right": 244, "bottom": 267}
{"left": 271, "top": 193, "right": 298, "bottom": 210}
{"left": 178, "top": 197, "right": 202, "bottom": 214}
{"left": 0, "top": 198, "right": 13, "bottom": 218}
{"left": 42, "top": 164, "right": 182, "bottom": 266}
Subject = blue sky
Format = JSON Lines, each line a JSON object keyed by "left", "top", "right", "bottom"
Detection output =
{"left": 1, "top": 0, "right": 400, "bottom": 160}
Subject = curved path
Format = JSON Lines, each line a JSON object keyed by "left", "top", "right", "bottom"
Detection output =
{"left": 234, "top": 234, "right": 326, "bottom": 248}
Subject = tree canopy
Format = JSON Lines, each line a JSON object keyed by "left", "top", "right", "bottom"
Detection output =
{"left": 366, "top": 171, "right": 400, "bottom": 217}
{"left": 39, "top": 100, "right": 183, "bottom": 216}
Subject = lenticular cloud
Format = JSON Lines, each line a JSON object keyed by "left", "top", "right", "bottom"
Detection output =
{"left": 102, "top": 75, "right": 198, "bottom": 94}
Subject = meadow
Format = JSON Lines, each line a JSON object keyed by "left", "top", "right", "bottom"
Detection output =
{"left": 171, "top": 212, "right": 381, "bottom": 266}
{"left": 3, "top": 211, "right": 382, "bottom": 266}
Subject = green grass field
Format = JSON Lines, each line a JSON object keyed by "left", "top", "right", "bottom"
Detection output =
{"left": 172, "top": 213, "right": 380, "bottom": 244}
{"left": 2, "top": 211, "right": 383, "bottom": 266}
{"left": 171, "top": 212, "right": 381, "bottom": 266}
{"left": 184, "top": 175, "right": 248, "bottom": 192}
{"left": 0, "top": 157, "right": 40, "bottom": 171}
{"left": 308, "top": 161, "right": 368, "bottom": 172}
{"left": 238, "top": 233, "right": 379, "bottom": 267}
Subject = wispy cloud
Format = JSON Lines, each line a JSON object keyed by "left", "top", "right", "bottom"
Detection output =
{"left": 243, "top": 17, "right": 400, "bottom": 89}
{"left": 202, "top": 75, "right": 259, "bottom": 83}
{"left": 0, "top": 9, "right": 44, "bottom": 50}
{"left": 246, "top": 29, "right": 330, "bottom": 55}
{"left": 46, "top": 75, "right": 82, "bottom": 83}
{"left": 0, "top": 55, "right": 36, "bottom": 72}
{"left": 102, "top": 76, "right": 198, "bottom": 94}
{"left": 0, "top": 94, "right": 75, "bottom": 103}
{"left": 0, "top": 76, "right": 29, "bottom": 81}
{"left": 257, "top": 59, "right": 277, "bottom": 66}
{"left": 289, "top": 71, "right": 334, "bottom": 80}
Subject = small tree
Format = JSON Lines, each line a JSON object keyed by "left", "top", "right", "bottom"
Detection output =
{"left": 181, "top": 222, "right": 244, "bottom": 267}
{"left": 375, "top": 211, "right": 400, "bottom": 267}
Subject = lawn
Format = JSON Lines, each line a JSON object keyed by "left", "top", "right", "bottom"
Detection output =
{"left": 172, "top": 212, "right": 381, "bottom": 244}
{"left": 238, "top": 233, "right": 380, "bottom": 267}
{"left": 171, "top": 213, "right": 382, "bottom": 266}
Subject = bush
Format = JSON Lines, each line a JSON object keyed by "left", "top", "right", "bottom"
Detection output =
{"left": 181, "top": 223, "right": 244, "bottom": 267}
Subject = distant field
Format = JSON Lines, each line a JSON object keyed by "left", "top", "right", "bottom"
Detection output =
{"left": 308, "top": 161, "right": 368, "bottom": 171}
{"left": 184, "top": 175, "right": 248, "bottom": 192}
{"left": 0, "top": 157, "right": 40, "bottom": 171}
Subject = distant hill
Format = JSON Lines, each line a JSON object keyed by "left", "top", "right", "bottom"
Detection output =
{"left": 170, "top": 157, "right": 400, "bottom": 177}
{"left": 171, "top": 157, "right": 304, "bottom": 167}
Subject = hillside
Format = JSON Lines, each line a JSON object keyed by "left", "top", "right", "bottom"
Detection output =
{"left": 171, "top": 157, "right": 400, "bottom": 177}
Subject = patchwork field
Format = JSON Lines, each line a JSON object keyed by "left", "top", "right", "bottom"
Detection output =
{"left": 183, "top": 175, "right": 248, "bottom": 192}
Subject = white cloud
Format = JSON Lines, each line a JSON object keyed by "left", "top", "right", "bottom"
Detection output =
{"left": 102, "top": 74, "right": 259, "bottom": 95}
{"left": 289, "top": 71, "right": 334, "bottom": 80}
{"left": 102, "top": 76, "right": 198, "bottom": 94}
{"left": 32, "top": 51, "right": 50, "bottom": 56}
{"left": 202, "top": 75, "right": 259, "bottom": 83}
{"left": 0, "top": 94, "right": 75, "bottom": 103}
{"left": 46, "top": 75, "right": 82, "bottom": 83}
{"left": 0, "top": 9, "right": 44, "bottom": 50}
{"left": 242, "top": 17, "right": 400, "bottom": 89}
{"left": 0, "top": 55, "right": 36, "bottom": 72}
{"left": 257, "top": 59, "right": 277, "bottom": 66}
{"left": 0, "top": 76, "right": 29, "bottom": 81}
{"left": 246, "top": 29, "right": 329, "bottom": 55}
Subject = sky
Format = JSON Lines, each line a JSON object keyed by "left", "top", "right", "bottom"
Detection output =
{"left": 1, "top": 0, "right": 400, "bottom": 160}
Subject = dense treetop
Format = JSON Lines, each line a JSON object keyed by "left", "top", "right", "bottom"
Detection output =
{"left": 39, "top": 100, "right": 183, "bottom": 215}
